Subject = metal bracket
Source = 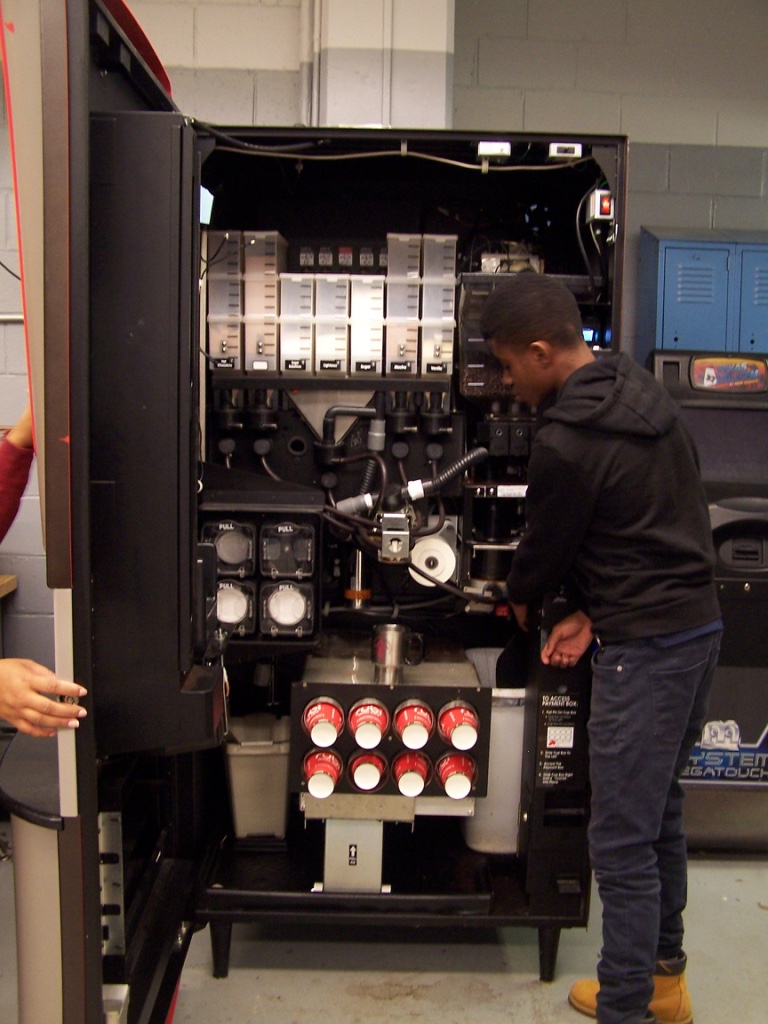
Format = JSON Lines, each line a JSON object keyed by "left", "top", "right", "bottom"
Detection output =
{"left": 98, "top": 812, "right": 126, "bottom": 956}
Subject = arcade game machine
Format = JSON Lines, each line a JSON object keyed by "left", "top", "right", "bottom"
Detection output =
{"left": 653, "top": 351, "right": 768, "bottom": 852}
{"left": 0, "top": 2, "right": 627, "bottom": 1021}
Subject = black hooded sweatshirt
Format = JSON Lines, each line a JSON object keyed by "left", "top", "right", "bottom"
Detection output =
{"left": 506, "top": 352, "right": 720, "bottom": 642}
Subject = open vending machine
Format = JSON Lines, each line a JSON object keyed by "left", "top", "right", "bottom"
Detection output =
{"left": 0, "top": 2, "right": 628, "bottom": 1021}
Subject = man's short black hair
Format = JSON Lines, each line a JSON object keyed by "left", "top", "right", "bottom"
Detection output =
{"left": 480, "top": 272, "right": 584, "bottom": 350}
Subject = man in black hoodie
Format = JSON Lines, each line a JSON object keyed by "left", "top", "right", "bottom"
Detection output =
{"left": 480, "top": 273, "right": 722, "bottom": 1024}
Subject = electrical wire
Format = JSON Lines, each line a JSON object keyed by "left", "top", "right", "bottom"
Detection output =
{"left": 212, "top": 143, "right": 593, "bottom": 174}
{"left": 193, "top": 121, "right": 318, "bottom": 153}
{"left": 200, "top": 232, "right": 227, "bottom": 274}
{"left": 0, "top": 259, "right": 20, "bottom": 281}
{"left": 323, "top": 594, "right": 458, "bottom": 617}
{"left": 200, "top": 233, "right": 261, "bottom": 276}
{"left": 575, "top": 184, "right": 599, "bottom": 301}
{"left": 413, "top": 459, "right": 447, "bottom": 538}
{"left": 331, "top": 451, "right": 389, "bottom": 515}
{"left": 194, "top": 122, "right": 593, "bottom": 174}
{"left": 323, "top": 505, "right": 382, "bottom": 534}
{"left": 199, "top": 346, "right": 221, "bottom": 365}
{"left": 406, "top": 559, "right": 497, "bottom": 604}
{"left": 259, "top": 456, "right": 281, "bottom": 481}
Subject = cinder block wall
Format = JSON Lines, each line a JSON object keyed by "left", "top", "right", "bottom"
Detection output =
{"left": 453, "top": 0, "right": 768, "bottom": 146}
{"left": 452, "top": 0, "right": 768, "bottom": 356}
{"left": 131, "top": 0, "right": 304, "bottom": 125}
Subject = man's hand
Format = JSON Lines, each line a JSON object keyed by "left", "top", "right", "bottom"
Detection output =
{"left": 0, "top": 659, "right": 87, "bottom": 738}
{"left": 541, "top": 610, "right": 593, "bottom": 669}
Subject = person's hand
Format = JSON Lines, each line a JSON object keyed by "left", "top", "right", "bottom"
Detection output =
{"left": 5, "top": 404, "right": 34, "bottom": 449}
{"left": 541, "top": 610, "right": 593, "bottom": 669}
{"left": 0, "top": 659, "right": 87, "bottom": 738}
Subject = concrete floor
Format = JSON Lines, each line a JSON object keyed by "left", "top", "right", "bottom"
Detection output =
{"left": 1, "top": 819, "right": 766, "bottom": 1023}
{"left": 171, "top": 855, "right": 767, "bottom": 1024}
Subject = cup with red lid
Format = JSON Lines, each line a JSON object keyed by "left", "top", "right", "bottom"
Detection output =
{"left": 392, "top": 750, "right": 431, "bottom": 797}
{"left": 437, "top": 700, "right": 479, "bottom": 750}
{"left": 302, "top": 697, "right": 344, "bottom": 747}
{"left": 303, "top": 749, "right": 343, "bottom": 799}
{"left": 393, "top": 699, "right": 434, "bottom": 750}
{"left": 348, "top": 699, "right": 389, "bottom": 749}
{"left": 435, "top": 752, "right": 477, "bottom": 800}
{"left": 349, "top": 750, "right": 388, "bottom": 791}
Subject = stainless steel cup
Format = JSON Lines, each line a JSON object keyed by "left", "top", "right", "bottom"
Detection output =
{"left": 371, "top": 623, "right": 424, "bottom": 685}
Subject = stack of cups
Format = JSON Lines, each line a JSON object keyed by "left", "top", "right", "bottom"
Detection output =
{"left": 437, "top": 700, "right": 479, "bottom": 750}
{"left": 348, "top": 699, "right": 390, "bottom": 749}
{"left": 393, "top": 699, "right": 434, "bottom": 750}
{"left": 303, "top": 749, "right": 343, "bottom": 798}
{"left": 435, "top": 752, "right": 477, "bottom": 799}
{"left": 392, "top": 751, "right": 431, "bottom": 797}
{"left": 302, "top": 697, "right": 344, "bottom": 747}
{"left": 349, "top": 751, "right": 388, "bottom": 791}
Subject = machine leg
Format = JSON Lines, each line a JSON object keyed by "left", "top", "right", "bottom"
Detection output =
{"left": 538, "top": 926, "right": 561, "bottom": 982}
{"left": 209, "top": 921, "right": 233, "bottom": 978}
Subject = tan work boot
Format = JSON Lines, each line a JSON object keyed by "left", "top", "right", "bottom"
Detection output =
{"left": 568, "top": 953, "right": 692, "bottom": 1024}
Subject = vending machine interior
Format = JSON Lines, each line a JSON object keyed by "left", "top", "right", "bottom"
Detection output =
{"left": 0, "top": 3, "right": 627, "bottom": 1022}
{"left": 188, "top": 126, "right": 623, "bottom": 981}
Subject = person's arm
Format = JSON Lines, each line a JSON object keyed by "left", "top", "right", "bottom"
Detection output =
{"left": 0, "top": 659, "right": 87, "bottom": 738}
{"left": 506, "top": 443, "right": 595, "bottom": 605}
{"left": 505, "top": 442, "right": 595, "bottom": 665}
{"left": 511, "top": 602, "right": 528, "bottom": 631}
{"left": 5, "top": 403, "right": 34, "bottom": 449}
{"left": 0, "top": 404, "right": 35, "bottom": 543}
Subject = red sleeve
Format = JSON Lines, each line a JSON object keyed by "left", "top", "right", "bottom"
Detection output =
{"left": 0, "top": 437, "right": 34, "bottom": 543}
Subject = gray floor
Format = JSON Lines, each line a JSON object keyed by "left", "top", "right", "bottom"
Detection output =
{"left": 3, "top": 817, "right": 765, "bottom": 1023}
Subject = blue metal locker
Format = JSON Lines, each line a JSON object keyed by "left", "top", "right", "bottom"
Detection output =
{"left": 638, "top": 227, "right": 768, "bottom": 364}
{"left": 737, "top": 247, "right": 768, "bottom": 353}
{"left": 660, "top": 244, "right": 731, "bottom": 350}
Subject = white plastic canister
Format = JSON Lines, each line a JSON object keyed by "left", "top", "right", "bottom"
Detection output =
{"left": 462, "top": 648, "right": 525, "bottom": 855}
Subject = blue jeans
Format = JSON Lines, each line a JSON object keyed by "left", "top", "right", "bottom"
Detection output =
{"left": 587, "top": 630, "right": 721, "bottom": 1024}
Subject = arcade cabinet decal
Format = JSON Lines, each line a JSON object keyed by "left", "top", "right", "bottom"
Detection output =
{"left": 690, "top": 355, "right": 768, "bottom": 392}
{"left": 684, "top": 718, "right": 768, "bottom": 784}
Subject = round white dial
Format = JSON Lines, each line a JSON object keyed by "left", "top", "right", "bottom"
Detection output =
{"left": 215, "top": 529, "right": 250, "bottom": 565}
{"left": 267, "top": 586, "right": 307, "bottom": 626}
{"left": 217, "top": 586, "right": 248, "bottom": 624}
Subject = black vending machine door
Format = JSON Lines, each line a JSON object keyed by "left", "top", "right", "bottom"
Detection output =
{"left": 2, "top": 2, "right": 225, "bottom": 1022}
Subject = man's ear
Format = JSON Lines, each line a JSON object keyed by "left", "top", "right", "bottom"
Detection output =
{"left": 528, "top": 340, "right": 553, "bottom": 366}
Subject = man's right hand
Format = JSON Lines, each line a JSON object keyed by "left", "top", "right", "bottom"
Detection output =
{"left": 541, "top": 610, "right": 593, "bottom": 669}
